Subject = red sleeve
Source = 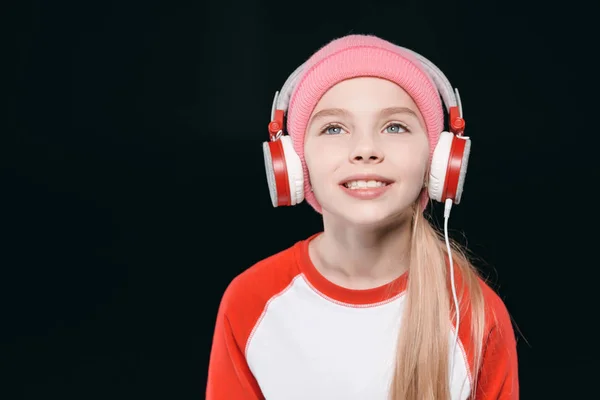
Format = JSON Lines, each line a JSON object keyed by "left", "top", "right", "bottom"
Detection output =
{"left": 206, "top": 247, "right": 301, "bottom": 400}
{"left": 474, "top": 296, "right": 519, "bottom": 399}
{"left": 205, "top": 296, "right": 264, "bottom": 400}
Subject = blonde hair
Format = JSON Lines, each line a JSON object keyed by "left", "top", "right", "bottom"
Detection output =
{"left": 389, "top": 201, "right": 486, "bottom": 400}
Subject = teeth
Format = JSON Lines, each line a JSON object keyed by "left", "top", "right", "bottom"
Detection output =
{"left": 343, "top": 180, "right": 389, "bottom": 189}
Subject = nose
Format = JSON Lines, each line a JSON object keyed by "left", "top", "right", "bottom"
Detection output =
{"left": 349, "top": 134, "right": 384, "bottom": 164}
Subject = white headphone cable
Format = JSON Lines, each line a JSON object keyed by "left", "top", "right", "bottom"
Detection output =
{"left": 444, "top": 198, "right": 460, "bottom": 381}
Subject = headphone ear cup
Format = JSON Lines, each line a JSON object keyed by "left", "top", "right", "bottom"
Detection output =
{"left": 428, "top": 131, "right": 453, "bottom": 203}
{"left": 280, "top": 135, "right": 304, "bottom": 205}
{"left": 428, "top": 131, "right": 471, "bottom": 204}
{"left": 263, "top": 140, "right": 282, "bottom": 207}
{"left": 262, "top": 136, "right": 304, "bottom": 207}
{"left": 453, "top": 137, "right": 471, "bottom": 204}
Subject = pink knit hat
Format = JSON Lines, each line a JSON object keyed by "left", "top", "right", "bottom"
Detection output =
{"left": 286, "top": 34, "right": 445, "bottom": 213}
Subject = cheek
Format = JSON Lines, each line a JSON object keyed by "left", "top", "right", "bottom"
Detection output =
{"left": 394, "top": 142, "right": 430, "bottom": 180}
{"left": 304, "top": 140, "right": 342, "bottom": 184}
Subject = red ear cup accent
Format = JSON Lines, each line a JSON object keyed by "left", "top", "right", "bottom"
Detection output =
{"left": 441, "top": 136, "right": 467, "bottom": 202}
{"left": 267, "top": 140, "right": 291, "bottom": 206}
{"left": 449, "top": 106, "right": 465, "bottom": 135}
{"left": 269, "top": 110, "right": 286, "bottom": 138}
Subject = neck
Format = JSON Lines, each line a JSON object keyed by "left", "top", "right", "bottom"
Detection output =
{"left": 310, "top": 214, "right": 413, "bottom": 290}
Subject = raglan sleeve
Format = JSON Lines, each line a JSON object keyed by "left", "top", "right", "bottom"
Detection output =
{"left": 474, "top": 295, "right": 520, "bottom": 400}
{"left": 206, "top": 287, "right": 264, "bottom": 400}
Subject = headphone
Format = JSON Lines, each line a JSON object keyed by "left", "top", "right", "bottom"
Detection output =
{"left": 262, "top": 47, "right": 471, "bottom": 210}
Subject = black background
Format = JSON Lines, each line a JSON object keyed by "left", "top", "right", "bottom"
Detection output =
{"left": 6, "top": 0, "right": 597, "bottom": 398}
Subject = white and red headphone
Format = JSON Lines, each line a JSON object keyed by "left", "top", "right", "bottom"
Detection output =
{"left": 262, "top": 48, "right": 471, "bottom": 210}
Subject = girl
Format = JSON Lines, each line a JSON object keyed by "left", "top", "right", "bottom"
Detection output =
{"left": 206, "top": 34, "right": 518, "bottom": 400}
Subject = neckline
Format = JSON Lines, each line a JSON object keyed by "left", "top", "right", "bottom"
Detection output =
{"left": 294, "top": 232, "right": 408, "bottom": 306}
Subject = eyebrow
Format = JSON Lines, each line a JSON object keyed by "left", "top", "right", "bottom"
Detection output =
{"left": 308, "top": 108, "right": 351, "bottom": 126}
{"left": 308, "top": 106, "right": 420, "bottom": 127}
{"left": 377, "top": 106, "right": 419, "bottom": 120}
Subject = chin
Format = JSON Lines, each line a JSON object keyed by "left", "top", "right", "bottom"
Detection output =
{"left": 324, "top": 201, "right": 413, "bottom": 229}
{"left": 316, "top": 185, "right": 419, "bottom": 228}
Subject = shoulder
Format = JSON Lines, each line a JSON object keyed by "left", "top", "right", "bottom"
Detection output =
{"left": 216, "top": 238, "right": 305, "bottom": 350}
{"left": 452, "top": 262, "right": 515, "bottom": 336}
{"left": 473, "top": 279, "right": 520, "bottom": 397}
{"left": 475, "top": 277, "right": 518, "bottom": 352}
{"left": 221, "top": 241, "right": 302, "bottom": 312}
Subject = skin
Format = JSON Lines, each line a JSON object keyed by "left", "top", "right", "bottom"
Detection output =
{"left": 304, "top": 77, "right": 430, "bottom": 290}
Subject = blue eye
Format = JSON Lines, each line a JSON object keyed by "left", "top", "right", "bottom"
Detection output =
{"left": 385, "top": 123, "right": 408, "bottom": 134}
{"left": 322, "top": 125, "right": 345, "bottom": 135}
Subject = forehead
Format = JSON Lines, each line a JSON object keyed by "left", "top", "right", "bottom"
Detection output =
{"left": 309, "top": 77, "right": 426, "bottom": 130}
{"left": 313, "top": 77, "right": 419, "bottom": 112}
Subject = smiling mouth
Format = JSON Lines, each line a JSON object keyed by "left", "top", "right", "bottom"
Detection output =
{"left": 341, "top": 180, "right": 391, "bottom": 190}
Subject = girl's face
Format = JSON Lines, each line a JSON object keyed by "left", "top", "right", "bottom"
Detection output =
{"left": 304, "top": 77, "right": 430, "bottom": 227}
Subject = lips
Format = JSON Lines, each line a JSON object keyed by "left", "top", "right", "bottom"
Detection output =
{"left": 338, "top": 174, "right": 395, "bottom": 200}
{"left": 342, "top": 180, "right": 389, "bottom": 189}
{"left": 339, "top": 175, "right": 395, "bottom": 187}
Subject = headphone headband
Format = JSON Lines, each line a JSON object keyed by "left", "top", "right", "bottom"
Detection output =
{"left": 271, "top": 47, "right": 464, "bottom": 127}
